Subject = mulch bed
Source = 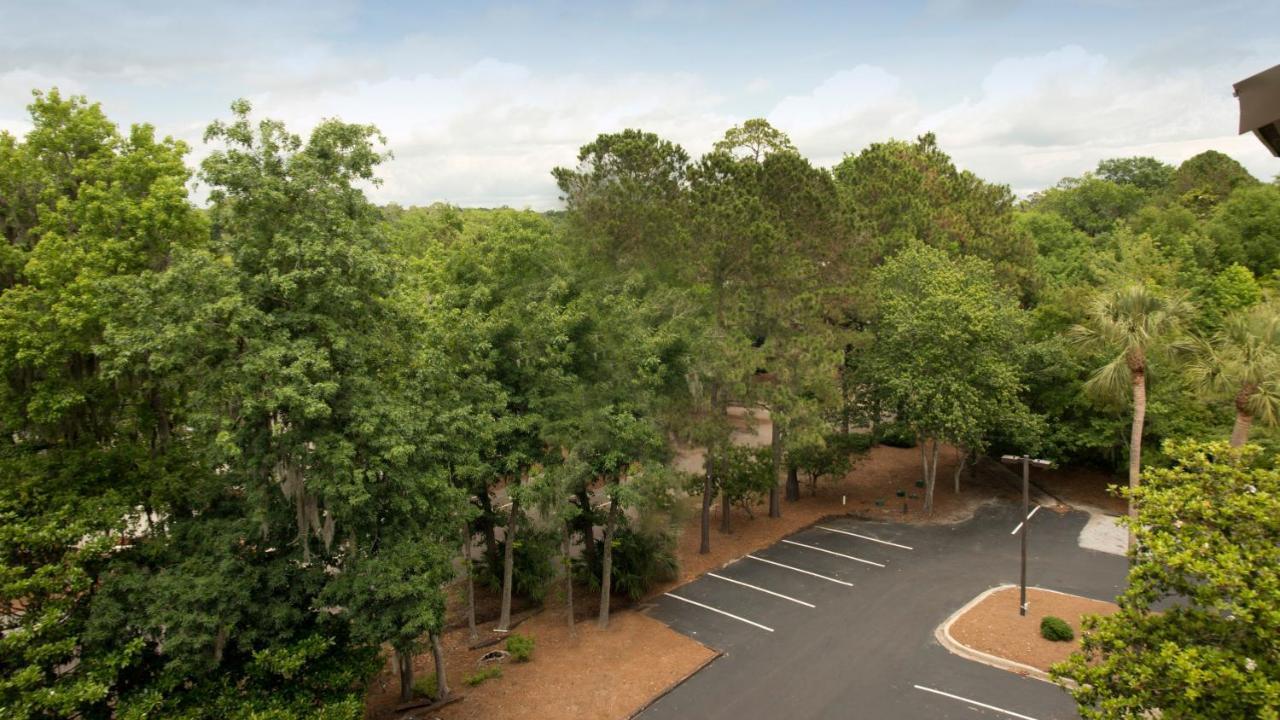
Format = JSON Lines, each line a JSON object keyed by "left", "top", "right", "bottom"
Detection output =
{"left": 949, "top": 586, "right": 1119, "bottom": 673}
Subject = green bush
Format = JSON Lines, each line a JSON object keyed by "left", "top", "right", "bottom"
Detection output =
{"left": 789, "top": 433, "right": 873, "bottom": 495}
{"left": 575, "top": 525, "right": 678, "bottom": 601}
{"left": 464, "top": 665, "right": 503, "bottom": 686}
{"left": 876, "top": 423, "right": 917, "bottom": 448}
{"left": 1040, "top": 615, "right": 1074, "bottom": 642}
{"left": 505, "top": 634, "right": 535, "bottom": 662}
{"left": 476, "top": 527, "right": 560, "bottom": 603}
{"left": 412, "top": 672, "right": 438, "bottom": 699}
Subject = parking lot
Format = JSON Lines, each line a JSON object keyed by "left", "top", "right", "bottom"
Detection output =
{"left": 640, "top": 502, "right": 1128, "bottom": 720}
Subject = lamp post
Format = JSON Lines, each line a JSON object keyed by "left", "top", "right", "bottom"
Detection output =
{"left": 1001, "top": 454, "right": 1052, "bottom": 616}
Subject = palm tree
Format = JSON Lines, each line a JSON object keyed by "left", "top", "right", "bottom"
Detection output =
{"left": 1182, "top": 301, "right": 1280, "bottom": 447}
{"left": 1070, "top": 284, "right": 1193, "bottom": 546}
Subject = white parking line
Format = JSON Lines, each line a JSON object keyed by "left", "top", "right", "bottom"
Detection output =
{"left": 744, "top": 555, "right": 854, "bottom": 586}
{"left": 913, "top": 685, "right": 1040, "bottom": 720}
{"left": 662, "top": 592, "right": 774, "bottom": 632}
{"left": 781, "top": 539, "right": 886, "bottom": 568}
{"left": 707, "top": 573, "right": 815, "bottom": 608}
{"left": 816, "top": 525, "right": 914, "bottom": 550}
{"left": 1010, "top": 505, "right": 1042, "bottom": 535}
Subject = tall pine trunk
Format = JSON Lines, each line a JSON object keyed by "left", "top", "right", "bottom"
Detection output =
{"left": 496, "top": 492, "right": 519, "bottom": 632}
{"left": 396, "top": 647, "right": 414, "bottom": 703}
{"left": 787, "top": 464, "right": 800, "bottom": 501}
{"left": 1231, "top": 384, "right": 1256, "bottom": 447}
{"left": 477, "top": 491, "right": 499, "bottom": 565}
{"left": 1127, "top": 371, "right": 1146, "bottom": 552}
{"left": 575, "top": 487, "right": 597, "bottom": 570}
{"left": 463, "top": 522, "right": 477, "bottom": 644}
{"left": 431, "top": 633, "right": 449, "bottom": 701}
{"left": 598, "top": 489, "right": 620, "bottom": 628}
{"left": 563, "top": 521, "right": 575, "bottom": 636}
{"left": 769, "top": 415, "right": 782, "bottom": 518}
{"left": 700, "top": 453, "right": 713, "bottom": 554}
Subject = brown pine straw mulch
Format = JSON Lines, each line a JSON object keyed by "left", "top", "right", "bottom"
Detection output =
{"left": 949, "top": 586, "right": 1120, "bottom": 673}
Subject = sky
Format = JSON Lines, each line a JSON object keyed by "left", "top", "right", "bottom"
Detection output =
{"left": 2, "top": 0, "right": 1278, "bottom": 209}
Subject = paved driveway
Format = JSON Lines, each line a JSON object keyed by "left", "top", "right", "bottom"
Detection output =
{"left": 640, "top": 502, "right": 1127, "bottom": 720}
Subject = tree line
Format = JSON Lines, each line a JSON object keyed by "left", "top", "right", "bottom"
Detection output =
{"left": 1, "top": 90, "right": 1277, "bottom": 718}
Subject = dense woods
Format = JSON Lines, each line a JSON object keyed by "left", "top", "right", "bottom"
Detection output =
{"left": 2, "top": 89, "right": 1277, "bottom": 718}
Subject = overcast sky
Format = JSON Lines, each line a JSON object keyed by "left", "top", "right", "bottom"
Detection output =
{"left": 2, "top": 0, "right": 1277, "bottom": 208}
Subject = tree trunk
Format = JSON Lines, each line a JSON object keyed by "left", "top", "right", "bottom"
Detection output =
{"left": 1230, "top": 384, "right": 1256, "bottom": 447}
{"left": 953, "top": 447, "right": 966, "bottom": 494}
{"left": 496, "top": 493, "right": 519, "bottom": 632}
{"left": 1127, "top": 372, "right": 1146, "bottom": 552}
{"left": 720, "top": 485, "right": 732, "bottom": 533}
{"left": 840, "top": 344, "right": 852, "bottom": 436}
{"left": 477, "top": 491, "right": 499, "bottom": 565}
{"left": 769, "top": 416, "right": 782, "bottom": 518}
{"left": 700, "top": 453, "right": 713, "bottom": 554}
{"left": 575, "top": 487, "right": 597, "bottom": 571}
{"left": 431, "top": 633, "right": 449, "bottom": 700}
{"left": 396, "top": 648, "right": 414, "bottom": 703}
{"left": 922, "top": 438, "right": 939, "bottom": 515}
{"left": 563, "top": 521, "right": 575, "bottom": 637}
{"left": 598, "top": 490, "right": 620, "bottom": 629}
{"left": 787, "top": 464, "right": 800, "bottom": 501}
{"left": 463, "top": 522, "right": 478, "bottom": 644}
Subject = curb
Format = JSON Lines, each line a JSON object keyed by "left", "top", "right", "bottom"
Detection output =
{"left": 933, "top": 583, "right": 1072, "bottom": 686}
{"left": 625, "top": 648, "right": 724, "bottom": 719}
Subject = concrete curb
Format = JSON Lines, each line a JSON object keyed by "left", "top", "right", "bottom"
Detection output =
{"left": 934, "top": 583, "right": 1078, "bottom": 687}
{"left": 625, "top": 648, "right": 724, "bottom": 719}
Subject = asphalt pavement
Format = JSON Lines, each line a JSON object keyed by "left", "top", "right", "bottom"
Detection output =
{"left": 640, "top": 501, "right": 1127, "bottom": 720}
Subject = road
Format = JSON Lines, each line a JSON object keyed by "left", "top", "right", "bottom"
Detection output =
{"left": 640, "top": 502, "right": 1127, "bottom": 720}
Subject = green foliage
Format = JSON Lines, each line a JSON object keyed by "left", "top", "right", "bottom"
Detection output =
{"left": 1095, "top": 156, "right": 1175, "bottom": 194}
{"left": 789, "top": 433, "right": 870, "bottom": 494}
{"left": 1207, "top": 184, "right": 1280, "bottom": 278}
{"left": 1031, "top": 175, "right": 1146, "bottom": 236}
{"left": 1040, "top": 616, "right": 1074, "bottom": 642}
{"left": 575, "top": 525, "right": 678, "bottom": 601}
{"left": 1053, "top": 441, "right": 1280, "bottom": 717}
{"left": 464, "top": 666, "right": 503, "bottom": 686}
{"left": 505, "top": 634, "right": 535, "bottom": 662}
{"left": 412, "top": 673, "right": 438, "bottom": 700}
{"left": 1173, "top": 150, "right": 1259, "bottom": 214}
{"left": 478, "top": 528, "right": 560, "bottom": 603}
{"left": 875, "top": 422, "right": 918, "bottom": 448}
{"left": 834, "top": 133, "right": 1035, "bottom": 293}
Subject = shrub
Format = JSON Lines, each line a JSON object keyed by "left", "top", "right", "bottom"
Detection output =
{"left": 412, "top": 673, "right": 438, "bottom": 699}
{"left": 505, "top": 634, "right": 535, "bottom": 662}
{"left": 789, "top": 433, "right": 873, "bottom": 495}
{"left": 464, "top": 666, "right": 503, "bottom": 686}
{"left": 574, "top": 525, "right": 678, "bottom": 601}
{"left": 476, "top": 527, "right": 559, "bottom": 603}
{"left": 1040, "top": 615, "right": 1074, "bottom": 642}
{"left": 876, "top": 422, "right": 916, "bottom": 448}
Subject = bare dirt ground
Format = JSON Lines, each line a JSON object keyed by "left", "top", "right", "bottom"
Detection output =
{"left": 1030, "top": 465, "right": 1126, "bottom": 515}
{"left": 949, "top": 586, "right": 1119, "bottom": 673}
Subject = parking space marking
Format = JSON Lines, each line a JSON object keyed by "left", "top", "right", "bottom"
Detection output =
{"left": 913, "top": 685, "right": 1040, "bottom": 720}
{"left": 707, "top": 572, "right": 815, "bottom": 608}
{"left": 663, "top": 592, "right": 774, "bottom": 632}
{"left": 816, "top": 525, "right": 914, "bottom": 550}
{"left": 781, "top": 539, "right": 886, "bottom": 568}
{"left": 744, "top": 555, "right": 854, "bottom": 586}
{"left": 1010, "top": 505, "right": 1042, "bottom": 535}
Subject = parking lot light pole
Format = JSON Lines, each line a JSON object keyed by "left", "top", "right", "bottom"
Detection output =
{"left": 1001, "top": 454, "right": 1052, "bottom": 616}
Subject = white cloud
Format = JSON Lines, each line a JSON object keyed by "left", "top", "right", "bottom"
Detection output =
{"left": 241, "top": 59, "right": 735, "bottom": 208}
{"left": 768, "top": 65, "right": 918, "bottom": 164}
